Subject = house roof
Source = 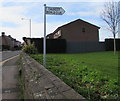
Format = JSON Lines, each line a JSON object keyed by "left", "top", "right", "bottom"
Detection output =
{"left": 52, "top": 19, "right": 100, "bottom": 34}
{"left": 46, "top": 33, "right": 54, "bottom": 37}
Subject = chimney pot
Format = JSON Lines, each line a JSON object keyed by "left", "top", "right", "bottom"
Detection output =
{"left": 2, "top": 32, "right": 5, "bottom": 36}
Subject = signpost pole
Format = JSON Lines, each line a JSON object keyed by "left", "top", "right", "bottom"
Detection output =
{"left": 43, "top": 4, "right": 65, "bottom": 67}
{"left": 43, "top": 4, "right": 46, "bottom": 66}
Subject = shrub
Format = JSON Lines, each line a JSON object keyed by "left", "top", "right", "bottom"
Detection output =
{"left": 22, "top": 44, "right": 37, "bottom": 54}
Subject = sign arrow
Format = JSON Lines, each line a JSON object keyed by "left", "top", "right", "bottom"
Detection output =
{"left": 46, "top": 6, "right": 65, "bottom": 15}
{"left": 43, "top": 4, "right": 65, "bottom": 66}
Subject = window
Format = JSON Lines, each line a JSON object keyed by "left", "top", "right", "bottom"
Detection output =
{"left": 54, "top": 30, "right": 61, "bottom": 39}
{"left": 82, "top": 28, "right": 85, "bottom": 32}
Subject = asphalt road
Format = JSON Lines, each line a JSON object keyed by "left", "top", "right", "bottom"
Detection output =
{"left": 2, "top": 51, "right": 21, "bottom": 62}
{"left": 1, "top": 51, "right": 21, "bottom": 100}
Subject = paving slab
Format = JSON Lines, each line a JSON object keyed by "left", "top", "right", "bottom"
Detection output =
{"left": 22, "top": 53, "right": 87, "bottom": 100}
{"left": 2, "top": 56, "right": 20, "bottom": 99}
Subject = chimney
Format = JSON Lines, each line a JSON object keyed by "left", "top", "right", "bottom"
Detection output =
{"left": 8, "top": 35, "right": 11, "bottom": 37}
{"left": 2, "top": 32, "right": 5, "bottom": 36}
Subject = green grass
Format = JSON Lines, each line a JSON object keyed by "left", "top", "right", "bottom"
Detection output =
{"left": 30, "top": 51, "right": 119, "bottom": 100}
{"left": 31, "top": 51, "right": 118, "bottom": 79}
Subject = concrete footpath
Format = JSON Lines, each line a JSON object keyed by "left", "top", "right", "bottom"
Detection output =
{"left": 21, "top": 53, "right": 86, "bottom": 100}
{"left": 2, "top": 55, "right": 20, "bottom": 99}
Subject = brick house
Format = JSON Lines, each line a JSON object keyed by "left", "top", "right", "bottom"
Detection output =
{"left": 47, "top": 19, "right": 100, "bottom": 42}
{"left": 47, "top": 19, "right": 105, "bottom": 53}
{"left": 0, "top": 32, "right": 21, "bottom": 50}
{"left": 23, "top": 19, "right": 119, "bottom": 53}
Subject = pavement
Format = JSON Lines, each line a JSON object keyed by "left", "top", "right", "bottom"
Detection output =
{"left": 22, "top": 53, "right": 86, "bottom": 100}
{"left": 1, "top": 51, "right": 21, "bottom": 100}
{"left": 0, "top": 51, "right": 86, "bottom": 100}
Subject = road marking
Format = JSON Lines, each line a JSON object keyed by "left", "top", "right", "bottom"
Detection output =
{"left": 0, "top": 54, "right": 19, "bottom": 65}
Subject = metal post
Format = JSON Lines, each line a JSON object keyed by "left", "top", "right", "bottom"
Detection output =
{"left": 43, "top": 4, "right": 46, "bottom": 66}
{"left": 30, "top": 19, "right": 31, "bottom": 38}
{"left": 118, "top": 1, "right": 120, "bottom": 38}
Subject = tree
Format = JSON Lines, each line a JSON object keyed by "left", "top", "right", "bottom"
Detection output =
{"left": 101, "top": 1, "right": 120, "bottom": 54}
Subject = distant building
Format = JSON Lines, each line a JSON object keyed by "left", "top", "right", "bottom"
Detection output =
{"left": 0, "top": 33, "right": 11, "bottom": 48}
{"left": 0, "top": 32, "right": 21, "bottom": 50}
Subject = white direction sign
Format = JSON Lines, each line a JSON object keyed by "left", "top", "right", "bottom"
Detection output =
{"left": 45, "top": 7, "right": 65, "bottom": 15}
{"left": 43, "top": 4, "right": 65, "bottom": 66}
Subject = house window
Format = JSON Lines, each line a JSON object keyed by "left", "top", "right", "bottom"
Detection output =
{"left": 54, "top": 30, "right": 61, "bottom": 39}
{"left": 82, "top": 28, "right": 85, "bottom": 32}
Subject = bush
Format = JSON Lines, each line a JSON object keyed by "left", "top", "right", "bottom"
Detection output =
{"left": 22, "top": 44, "right": 37, "bottom": 54}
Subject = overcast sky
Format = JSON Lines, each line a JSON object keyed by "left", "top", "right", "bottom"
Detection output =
{"left": 0, "top": 0, "right": 119, "bottom": 42}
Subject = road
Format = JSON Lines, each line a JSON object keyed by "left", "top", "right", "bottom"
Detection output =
{"left": 2, "top": 51, "right": 20, "bottom": 62}
{"left": 0, "top": 51, "right": 21, "bottom": 100}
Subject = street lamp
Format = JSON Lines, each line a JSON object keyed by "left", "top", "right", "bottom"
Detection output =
{"left": 118, "top": 1, "right": 120, "bottom": 38}
{"left": 21, "top": 18, "right": 31, "bottom": 38}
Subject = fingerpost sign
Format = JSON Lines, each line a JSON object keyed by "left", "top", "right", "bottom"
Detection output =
{"left": 43, "top": 4, "right": 65, "bottom": 66}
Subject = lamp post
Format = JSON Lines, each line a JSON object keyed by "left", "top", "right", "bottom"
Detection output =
{"left": 21, "top": 18, "right": 31, "bottom": 38}
{"left": 118, "top": 1, "right": 120, "bottom": 38}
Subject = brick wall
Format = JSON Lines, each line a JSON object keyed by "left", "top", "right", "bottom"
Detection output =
{"left": 60, "top": 20, "right": 99, "bottom": 42}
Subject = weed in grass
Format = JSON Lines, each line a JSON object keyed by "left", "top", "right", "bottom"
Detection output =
{"left": 17, "top": 55, "right": 24, "bottom": 100}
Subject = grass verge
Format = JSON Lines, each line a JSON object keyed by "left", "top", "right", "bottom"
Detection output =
{"left": 16, "top": 54, "right": 24, "bottom": 101}
{"left": 30, "top": 51, "right": 119, "bottom": 101}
